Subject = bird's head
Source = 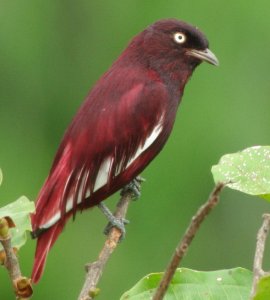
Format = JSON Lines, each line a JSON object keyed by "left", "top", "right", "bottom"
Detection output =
{"left": 139, "top": 19, "right": 218, "bottom": 70}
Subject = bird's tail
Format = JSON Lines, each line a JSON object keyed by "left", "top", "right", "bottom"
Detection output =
{"left": 31, "top": 221, "right": 65, "bottom": 283}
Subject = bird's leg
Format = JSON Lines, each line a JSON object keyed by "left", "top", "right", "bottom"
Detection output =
{"left": 99, "top": 176, "right": 145, "bottom": 240}
{"left": 120, "top": 176, "right": 145, "bottom": 200}
{"left": 98, "top": 202, "right": 129, "bottom": 240}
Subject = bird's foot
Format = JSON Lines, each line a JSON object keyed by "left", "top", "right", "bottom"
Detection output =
{"left": 121, "top": 176, "right": 145, "bottom": 200}
{"left": 98, "top": 202, "right": 129, "bottom": 240}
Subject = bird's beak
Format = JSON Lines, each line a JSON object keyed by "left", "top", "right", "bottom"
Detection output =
{"left": 186, "top": 48, "right": 219, "bottom": 66}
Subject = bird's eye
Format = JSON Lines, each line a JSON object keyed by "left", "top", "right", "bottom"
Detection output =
{"left": 173, "top": 32, "right": 186, "bottom": 44}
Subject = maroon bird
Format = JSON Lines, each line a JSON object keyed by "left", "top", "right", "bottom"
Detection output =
{"left": 31, "top": 19, "right": 218, "bottom": 283}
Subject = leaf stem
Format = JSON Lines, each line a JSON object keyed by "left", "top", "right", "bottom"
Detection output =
{"left": 78, "top": 186, "right": 139, "bottom": 300}
{"left": 152, "top": 182, "right": 225, "bottom": 300}
{"left": 0, "top": 217, "right": 32, "bottom": 299}
{"left": 250, "top": 213, "right": 270, "bottom": 298}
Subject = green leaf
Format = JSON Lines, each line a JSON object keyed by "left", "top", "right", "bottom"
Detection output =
{"left": 120, "top": 268, "right": 252, "bottom": 300}
{"left": 0, "top": 169, "right": 2, "bottom": 186}
{"left": 253, "top": 275, "right": 270, "bottom": 299}
{"left": 0, "top": 196, "right": 35, "bottom": 250}
{"left": 211, "top": 146, "right": 270, "bottom": 199}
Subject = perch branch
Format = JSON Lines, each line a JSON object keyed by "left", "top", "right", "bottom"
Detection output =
{"left": 250, "top": 213, "right": 270, "bottom": 299}
{"left": 0, "top": 217, "right": 32, "bottom": 299}
{"left": 78, "top": 186, "right": 139, "bottom": 300}
{"left": 152, "top": 182, "right": 225, "bottom": 300}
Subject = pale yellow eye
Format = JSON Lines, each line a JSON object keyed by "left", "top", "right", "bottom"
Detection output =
{"left": 173, "top": 32, "right": 186, "bottom": 44}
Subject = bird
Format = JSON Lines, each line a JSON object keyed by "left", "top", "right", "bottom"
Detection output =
{"left": 31, "top": 18, "right": 218, "bottom": 283}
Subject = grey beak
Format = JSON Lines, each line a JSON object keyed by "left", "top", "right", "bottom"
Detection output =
{"left": 187, "top": 48, "right": 219, "bottom": 66}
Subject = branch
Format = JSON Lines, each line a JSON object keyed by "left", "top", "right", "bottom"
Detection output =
{"left": 0, "top": 217, "right": 32, "bottom": 299}
{"left": 250, "top": 213, "right": 270, "bottom": 299}
{"left": 152, "top": 182, "right": 225, "bottom": 300}
{"left": 78, "top": 188, "right": 136, "bottom": 300}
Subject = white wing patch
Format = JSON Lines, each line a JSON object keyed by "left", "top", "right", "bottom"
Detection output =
{"left": 40, "top": 119, "right": 163, "bottom": 230}
{"left": 126, "top": 122, "right": 163, "bottom": 168}
{"left": 94, "top": 157, "right": 114, "bottom": 192}
{"left": 41, "top": 170, "right": 91, "bottom": 229}
{"left": 40, "top": 157, "right": 114, "bottom": 229}
{"left": 42, "top": 212, "right": 61, "bottom": 229}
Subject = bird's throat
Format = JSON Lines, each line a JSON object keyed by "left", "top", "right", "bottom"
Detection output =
{"left": 156, "top": 61, "right": 197, "bottom": 98}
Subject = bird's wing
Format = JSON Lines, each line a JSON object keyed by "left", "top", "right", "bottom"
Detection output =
{"left": 32, "top": 68, "right": 169, "bottom": 232}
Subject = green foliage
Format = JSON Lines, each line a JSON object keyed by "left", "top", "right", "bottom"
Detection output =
{"left": 0, "top": 196, "right": 35, "bottom": 250}
{"left": 253, "top": 275, "right": 270, "bottom": 300}
{"left": 1, "top": 2, "right": 270, "bottom": 299}
{"left": 212, "top": 146, "right": 270, "bottom": 200}
{"left": 0, "top": 169, "right": 2, "bottom": 186}
{"left": 120, "top": 268, "right": 252, "bottom": 300}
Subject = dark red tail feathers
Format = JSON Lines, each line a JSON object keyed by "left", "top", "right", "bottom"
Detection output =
{"left": 31, "top": 221, "right": 65, "bottom": 283}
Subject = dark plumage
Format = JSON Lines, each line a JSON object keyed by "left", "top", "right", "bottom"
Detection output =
{"left": 31, "top": 18, "right": 218, "bottom": 283}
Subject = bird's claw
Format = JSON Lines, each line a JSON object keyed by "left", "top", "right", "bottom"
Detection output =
{"left": 98, "top": 202, "right": 129, "bottom": 241}
{"left": 103, "top": 217, "right": 129, "bottom": 241}
{"left": 121, "top": 176, "right": 145, "bottom": 200}
{"left": 98, "top": 176, "right": 145, "bottom": 240}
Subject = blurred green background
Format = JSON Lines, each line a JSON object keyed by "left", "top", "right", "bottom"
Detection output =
{"left": 1, "top": 1, "right": 270, "bottom": 299}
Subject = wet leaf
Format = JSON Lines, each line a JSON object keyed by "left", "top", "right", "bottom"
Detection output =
{"left": 120, "top": 268, "right": 252, "bottom": 300}
{"left": 0, "top": 197, "right": 35, "bottom": 250}
{"left": 212, "top": 146, "right": 270, "bottom": 200}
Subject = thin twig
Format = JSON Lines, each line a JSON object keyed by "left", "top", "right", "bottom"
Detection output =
{"left": 152, "top": 182, "right": 225, "bottom": 300}
{"left": 0, "top": 217, "right": 32, "bottom": 299}
{"left": 250, "top": 213, "right": 270, "bottom": 299}
{"left": 1, "top": 237, "right": 22, "bottom": 281}
{"left": 78, "top": 190, "right": 135, "bottom": 300}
